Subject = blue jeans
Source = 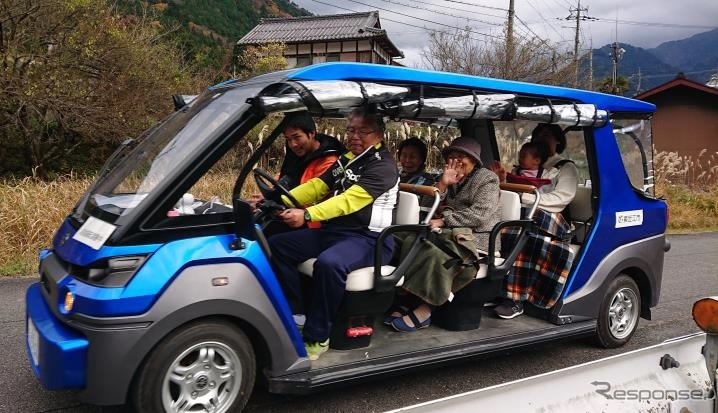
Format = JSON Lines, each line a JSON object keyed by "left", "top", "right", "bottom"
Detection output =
{"left": 269, "top": 226, "right": 393, "bottom": 342}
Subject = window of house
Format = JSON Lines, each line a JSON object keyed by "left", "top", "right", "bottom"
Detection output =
{"left": 358, "top": 51, "right": 372, "bottom": 63}
{"left": 326, "top": 53, "right": 340, "bottom": 62}
{"left": 296, "top": 55, "right": 311, "bottom": 67}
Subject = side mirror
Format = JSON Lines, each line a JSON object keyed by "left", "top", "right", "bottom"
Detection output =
{"left": 172, "top": 94, "right": 198, "bottom": 111}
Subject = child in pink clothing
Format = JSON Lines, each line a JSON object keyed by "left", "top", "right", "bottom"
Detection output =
{"left": 506, "top": 142, "right": 552, "bottom": 188}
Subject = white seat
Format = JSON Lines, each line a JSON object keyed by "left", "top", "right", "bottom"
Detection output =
{"left": 499, "top": 190, "right": 521, "bottom": 221}
{"left": 296, "top": 191, "right": 419, "bottom": 291}
{"left": 396, "top": 191, "right": 420, "bottom": 225}
{"left": 298, "top": 258, "right": 404, "bottom": 291}
{"left": 471, "top": 190, "right": 519, "bottom": 281}
{"left": 569, "top": 185, "right": 592, "bottom": 221}
{"left": 296, "top": 189, "right": 521, "bottom": 291}
{"left": 568, "top": 184, "right": 593, "bottom": 243}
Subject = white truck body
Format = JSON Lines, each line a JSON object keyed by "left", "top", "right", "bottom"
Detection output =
{"left": 388, "top": 333, "right": 717, "bottom": 413}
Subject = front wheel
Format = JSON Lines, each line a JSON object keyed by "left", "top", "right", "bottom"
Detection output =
{"left": 132, "top": 321, "right": 256, "bottom": 413}
{"left": 596, "top": 274, "right": 641, "bottom": 348}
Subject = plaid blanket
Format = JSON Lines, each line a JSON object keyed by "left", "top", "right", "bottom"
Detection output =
{"left": 501, "top": 209, "right": 574, "bottom": 308}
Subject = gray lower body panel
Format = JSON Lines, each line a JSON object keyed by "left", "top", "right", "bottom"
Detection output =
{"left": 268, "top": 311, "right": 596, "bottom": 394}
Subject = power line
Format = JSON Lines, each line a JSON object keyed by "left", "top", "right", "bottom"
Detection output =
{"left": 410, "top": 0, "right": 506, "bottom": 20}
{"left": 376, "top": 0, "right": 504, "bottom": 28}
{"left": 525, "top": 0, "right": 566, "bottom": 41}
{"left": 307, "top": 0, "right": 492, "bottom": 44}
{"left": 341, "top": 0, "right": 504, "bottom": 39}
{"left": 438, "top": 0, "right": 507, "bottom": 12}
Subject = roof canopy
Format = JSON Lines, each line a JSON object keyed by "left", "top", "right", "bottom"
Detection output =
{"left": 238, "top": 11, "right": 403, "bottom": 58}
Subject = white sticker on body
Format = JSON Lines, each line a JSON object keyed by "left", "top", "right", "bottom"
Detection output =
{"left": 615, "top": 209, "right": 644, "bottom": 228}
{"left": 72, "top": 216, "right": 117, "bottom": 250}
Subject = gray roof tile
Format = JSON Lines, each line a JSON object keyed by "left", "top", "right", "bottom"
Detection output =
{"left": 239, "top": 11, "right": 378, "bottom": 42}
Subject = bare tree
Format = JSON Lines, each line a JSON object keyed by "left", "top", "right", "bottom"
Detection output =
{"left": 421, "top": 27, "right": 575, "bottom": 85}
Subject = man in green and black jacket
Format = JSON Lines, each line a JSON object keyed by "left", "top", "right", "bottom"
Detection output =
{"left": 269, "top": 108, "right": 399, "bottom": 360}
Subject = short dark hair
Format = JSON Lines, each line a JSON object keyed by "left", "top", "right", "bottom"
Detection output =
{"left": 398, "top": 137, "right": 428, "bottom": 165}
{"left": 520, "top": 141, "right": 550, "bottom": 164}
{"left": 531, "top": 123, "right": 567, "bottom": 154}
{"left": 283, "top": 111, "right": 316, "bottom": 135}
{"left": 348, "top": 107, "right": 385, "bottom": 135}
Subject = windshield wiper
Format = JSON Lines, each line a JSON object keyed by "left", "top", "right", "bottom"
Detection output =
{"left": 72, "top": 138, "right": 136, "bottom": 222}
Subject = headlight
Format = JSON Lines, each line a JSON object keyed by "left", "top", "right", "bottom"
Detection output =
{"left": 692, "top": 296, "right": 718, "bottom": 334}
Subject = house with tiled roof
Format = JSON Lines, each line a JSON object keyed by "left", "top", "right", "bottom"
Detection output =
{"left": 635, "top": 73, "right": 718, "bottom": 183}
{"left": 237, "top": 11, "right": 403, "bottom": 68}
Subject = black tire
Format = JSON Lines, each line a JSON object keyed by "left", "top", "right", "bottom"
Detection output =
{"left": 132, "top": 320, "right": 256, "bottom": 413}
{"left": 596, "top": 274, "right": 641, "bottom": 348}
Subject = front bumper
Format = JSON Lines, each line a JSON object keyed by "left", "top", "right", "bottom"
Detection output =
{"left": 25, "top": 282, "right": 88, "bottom": 390}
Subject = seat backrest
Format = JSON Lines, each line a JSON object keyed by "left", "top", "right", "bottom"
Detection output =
{"left": 499, "top": 190, "right": 521, "bottom": 221}
{"left": 395, "top": 191, "right": 420, "bottom": 224}
{"left": 569, "top": 184, "right": 593, "bottom": 221}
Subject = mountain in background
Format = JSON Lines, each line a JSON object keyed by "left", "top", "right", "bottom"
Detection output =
{"left": 120, "top": 0, "right": 311, "bottom": 70}
{"left": 586, "top": 28, "right": 718, "bottom": 96}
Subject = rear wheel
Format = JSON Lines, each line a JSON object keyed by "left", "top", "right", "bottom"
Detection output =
{"left": 132, "top": 321, "right": 255, "bottom": 413}
{"left": 596, "top": 274, "right": 641, "bottom": 348}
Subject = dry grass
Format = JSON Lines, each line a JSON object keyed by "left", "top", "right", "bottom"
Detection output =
{"left": 654, "top": 150, "right": 718, "bottom": 234}
{"left": 0, "top": 175, "right": 94, "bottom": 276}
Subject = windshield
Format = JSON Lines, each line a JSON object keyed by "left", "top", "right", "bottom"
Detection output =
{"left": 74, "top": 87, "right": 251, "bottom": 223}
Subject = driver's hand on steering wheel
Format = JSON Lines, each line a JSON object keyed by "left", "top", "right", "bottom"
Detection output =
{"left": 278, "top": 208, "right": 306, "bottom": 228}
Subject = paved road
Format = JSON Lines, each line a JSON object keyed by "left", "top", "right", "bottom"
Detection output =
{"left": 3, "top": 233, "right": 716, "bottom": 412}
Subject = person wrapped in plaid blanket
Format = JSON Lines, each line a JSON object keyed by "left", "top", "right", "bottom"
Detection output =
{"left": 490, "top": 123, "right": 579, "bottom": 319}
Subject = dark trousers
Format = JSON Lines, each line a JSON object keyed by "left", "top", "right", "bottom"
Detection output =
{"left": 269, "top": 226, "right": 393, "bottom": 343}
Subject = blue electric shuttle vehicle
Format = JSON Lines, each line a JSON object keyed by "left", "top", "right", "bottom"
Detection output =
{"left": 25, "top": 63, "right": 669, "bottom": 412}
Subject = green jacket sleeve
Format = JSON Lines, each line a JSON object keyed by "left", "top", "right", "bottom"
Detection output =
{"left": 306, "top": 184, "right": 374, "bottom": 221}
{"left": 282, "top": 177, "right": 330, "bottom": 207}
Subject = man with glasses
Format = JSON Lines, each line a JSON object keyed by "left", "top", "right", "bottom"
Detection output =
{"left": 268, "top": 108, "right": 399, "bottom": 360}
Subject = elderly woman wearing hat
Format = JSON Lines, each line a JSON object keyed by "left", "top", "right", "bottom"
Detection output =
{"left": 387, "top": 137, "right": 501, "bottom": 332}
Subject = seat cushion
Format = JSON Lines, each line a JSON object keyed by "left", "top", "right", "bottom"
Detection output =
{"left": 297, "top": 258, "right": 403, "bottom": 291}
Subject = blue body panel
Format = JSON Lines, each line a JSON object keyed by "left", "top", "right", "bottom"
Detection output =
{"left": 25, "top": 283, "right": 88, "bottom": 389}
{"left": 562, "top": 124, "right": 666, "bottom": 296}
{"left": 46, "top": 219, "right": 304, "bottom": 356}
{"left": 284, "top": 63, "right": 656, "bottom": 113}
{"left": 53, "top": 220, "right": 161, "bottom": 267}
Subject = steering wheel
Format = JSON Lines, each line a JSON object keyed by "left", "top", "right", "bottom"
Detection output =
{"left": 252, "top": 168, "right": 300, "bottom": 208}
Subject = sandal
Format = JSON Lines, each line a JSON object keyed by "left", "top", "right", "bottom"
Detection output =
{"left": 390, "top": 308, "right": 431, "bottom": 332}
{"left": 383, "top": 305, "right": 410, "bottom": 325}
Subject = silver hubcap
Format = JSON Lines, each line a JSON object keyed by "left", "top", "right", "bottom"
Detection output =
{"left": 162, "top": 341, "right": 241, "bottom": 413}
{"left": 607, "top": 287, "right": 638, "bottom": 340}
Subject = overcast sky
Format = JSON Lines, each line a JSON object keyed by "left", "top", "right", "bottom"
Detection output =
{"left": 289, "top": 0, "right": 718, "bottom": 67}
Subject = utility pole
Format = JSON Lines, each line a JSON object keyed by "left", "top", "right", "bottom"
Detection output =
{"left": 506, "top": 0, "right": 515, "bottom": 79}
{"left": 564, "top": 1, "right": 594, "bottom": 88}
{"left": 636, "top": 67, "right": 642, "bottom": 94}
{"left": 588, "top": 39, "right": 593, "bottom": 90}
{"left": 610, "top": 41, "right": 625, "bottom": 94}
